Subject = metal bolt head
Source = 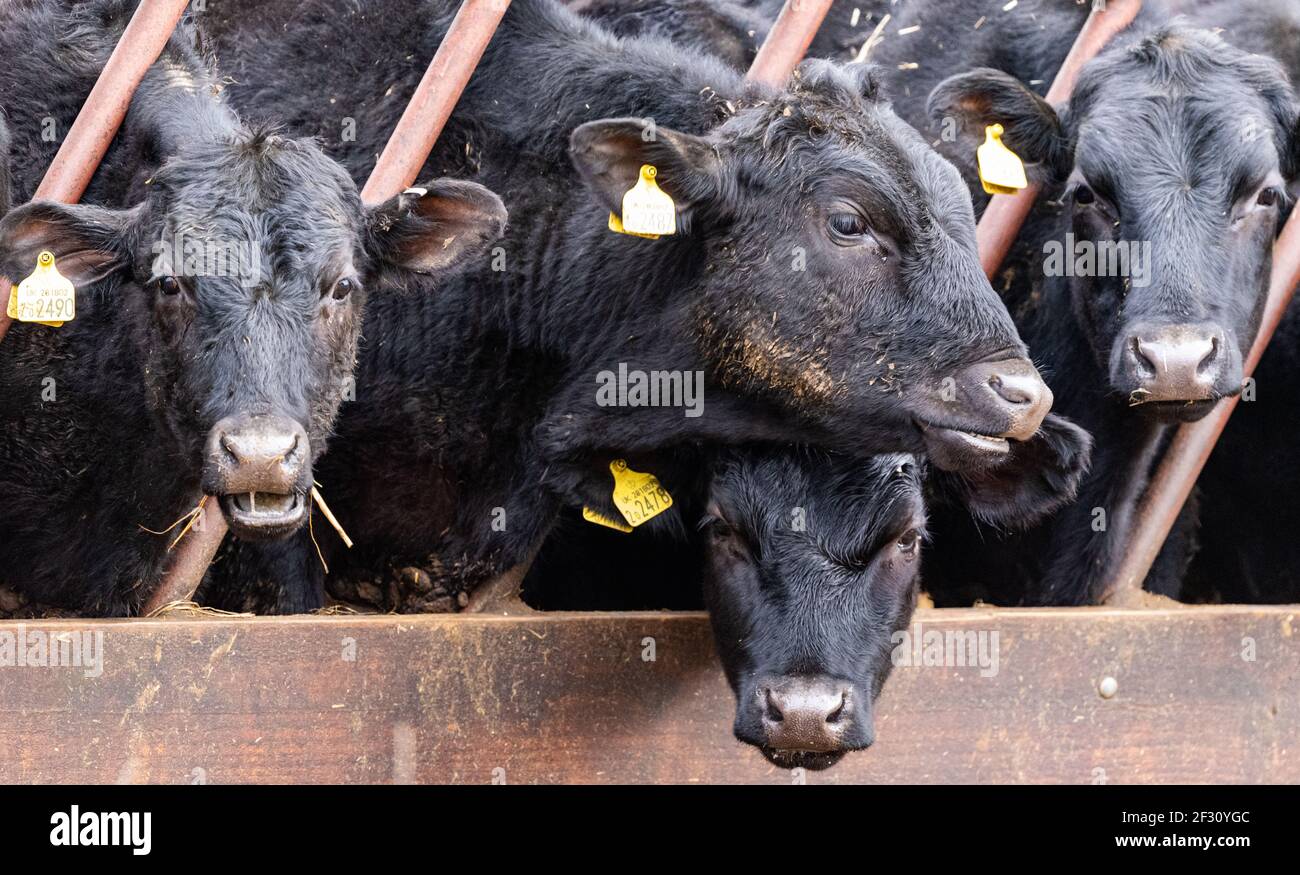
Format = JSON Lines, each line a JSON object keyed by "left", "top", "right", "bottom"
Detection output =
{"left": 1098, "top": 676, "right": 1119, "bottom": 699}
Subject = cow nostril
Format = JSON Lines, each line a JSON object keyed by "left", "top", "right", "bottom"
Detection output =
{"left": 987, "top": 372, "right": 1042, "bottom": 408}
{"left": 1132, "top": 337, "right": 1157, "bottom": 377}
{"left": 219, "top": 434, "right": 241, "bottom": 464}
{"left": 988, "top": 374, "right": 1025, "bottom": 405}
{"left": 825, "top": 693, "right": 846, "bottom": 725}
{"left": 763, "top": 689, "right": 784, "bottom": 723}
{"left": 1198, "top": 336, "right": 1220, "bottom": 374}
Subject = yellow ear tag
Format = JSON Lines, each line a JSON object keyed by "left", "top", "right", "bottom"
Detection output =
{"left": 582, "top": 506, "right": 634, "bottom": 533}
{"left": 10, "top": 251, "right": 75, "bottom": 327}
{"left": 607, "top": 211, "right": 659, "bottom": 240}
{"left": 609, "top": 458, "right": 673, "bottom": 528}
{"left": 977, "top": 124, "right": 1028, "bottom": 196}
{"left": 610, "top": 164, "right": 676, "bottom": 238}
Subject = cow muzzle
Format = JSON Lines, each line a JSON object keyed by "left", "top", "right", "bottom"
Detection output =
{"left": 1113, "top": 322, "right": 1239, "bottom": 421}
{"left": 747, "top": 675, "right": 873, "bottom": 771}
{"left": 203, "top": 413, "right": 311, "bottom": 539}
{"left": 914, "top": 357, "right": 1053, "bottom": 471}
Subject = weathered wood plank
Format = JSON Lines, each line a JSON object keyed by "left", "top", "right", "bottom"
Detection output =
{"left": 0, "top": 606, "right": 1295, "bottom": 783}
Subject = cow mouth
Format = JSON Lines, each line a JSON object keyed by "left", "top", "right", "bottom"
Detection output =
{"left": 1130, "top": 398, "right": 1219, "bottom": 423}
{"left": 218, "top": 491, "right": 307, "bottom": 539}
{"left": 916, "top": 421, "right": 1012, "bottom": 471}
{"left": 759, "top": 747, "right": 848, "bottom": 771}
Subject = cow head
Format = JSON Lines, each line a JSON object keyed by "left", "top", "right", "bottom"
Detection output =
{"left": 702, "top": 415, "right": 1091, "bottom": 769}
{"left": 570, "top": 60, "right": 1054, "bottom": 471}
{"left": 0, "top": 130, "right": 505, "bottom": 540}
{"left": 930, "top": 26, "right": 1298, "bottom": 422}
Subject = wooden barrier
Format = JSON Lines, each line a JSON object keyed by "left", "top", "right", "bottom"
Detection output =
{"left": 1, "top": 606, "right": 1295, "bottom": 783}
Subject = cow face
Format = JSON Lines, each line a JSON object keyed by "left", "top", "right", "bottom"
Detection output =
{"left": 702, "top": 415, "right": 1091, "bottom": 769}
{"left": 931, "top": 26, "right": 1298, "bottom": 422}
{"left": 570, "top": 61, "right": 1054, "bottom": 472}
{"left": 0, "top": 130, "right": 505, "bottom": 540}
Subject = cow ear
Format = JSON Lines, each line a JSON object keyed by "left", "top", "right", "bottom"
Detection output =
{"left": 569, "top": 118, "right": 721, "bottom": 228}
{"left": 366, "top": 179, "right": 507, "bottom": 274}
{"left": 930, "top": 414, "right": 1093, "bottom": 529}
{"left": 928, "top": 68, "right": 1069, "bottom": 179}
{"left": 0, "top": 200, "right": 136, "bottom": 287}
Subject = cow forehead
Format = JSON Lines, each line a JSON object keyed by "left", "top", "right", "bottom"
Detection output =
{"left": 1073, "top": 29, "right": 1291, "bottom": 160}
{"left": 1075, "top": 93, "right": 1280, "bottom": 198}
{"left": 152, "top": 133, "right": 360, "bottom": 230}
{"left": 723, "top": 101, "right": 958, "bottom": 229}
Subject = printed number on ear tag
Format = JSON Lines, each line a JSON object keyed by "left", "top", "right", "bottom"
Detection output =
{"left": 8, "top": 250, "right": 76, "bottom": 327}
{"left": 582, "top": 506, "right": 634, "bottom": 533}
{"left": 977, "top": 124, "right": 1028, "bottom": 196}
{"left": 609, "top": 164, "right": 676, "bottom": 238}
{"left": 609, "top": 459, "right": 673, "bottom": 528}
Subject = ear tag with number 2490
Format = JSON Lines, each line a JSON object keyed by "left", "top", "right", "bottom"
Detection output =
{"left": 7, "top": 250, "right": 76, "bottom": 327}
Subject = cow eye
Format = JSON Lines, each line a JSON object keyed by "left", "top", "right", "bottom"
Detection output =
{"left": 330, "top": 278, "right": 356, "bottom": 300}
{"left": 1257, "top": 187, "right": 1280, "bottom": 208}
{"left": 828, "top": 212, "right": 869, "bottom": 239}
{"left": 157, "top": 276, "right": 182, "bottom": 296}
{"left": 896, "top": 529, "right": 921, "bottom": 555}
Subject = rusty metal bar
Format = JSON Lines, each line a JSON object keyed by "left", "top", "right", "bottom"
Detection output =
{"left": 1103, "top": 206, "right": 1300, "bottom": 603}
{"left": 359, "top": 0, "right": 511, "bottom": 205}
{"left": 976, "top": 0, "right": 1142, "bottom": 278}
{"left": 0, "top": 0, "right": 193, "bottom": 344}
{"left": 143, "top": 500, "right": 227, "bottom": 615}
{"left": 148, "top": 0, "right": 512, "bottom": 614}
{"left": 746, "top": 0, "right": 834, "bottom": 88}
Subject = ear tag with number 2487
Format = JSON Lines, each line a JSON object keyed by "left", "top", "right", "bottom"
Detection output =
{"left": 608, "top": 164, "right": 676, "bottom": 239}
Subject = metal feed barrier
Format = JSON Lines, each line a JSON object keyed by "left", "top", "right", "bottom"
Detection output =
{"left": 2, "top": 0, "right": 1299, "bottom": 783}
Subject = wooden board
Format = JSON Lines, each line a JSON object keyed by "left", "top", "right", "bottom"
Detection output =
{"left": 1, "top": 605, "right": 1296, "bottom": 783}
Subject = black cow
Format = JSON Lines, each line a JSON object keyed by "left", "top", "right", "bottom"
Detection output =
{"left": 1175, "top": 0, "right": 1300, "bottom": 604}
{"left": 567, "top": 0, "right": 769, "bottom": 70}
{"left": 192, "top": 0, "right": 1071, "bottom": 613}
{"left": 526, "top": 415, "right": 1090, "bottom": 768}
{"left": 0, "top": 0, "right": 505, "bottom": 615}
{"left": 603, "top": 0, "right": 1299, "bottom": 605}
{"left": 910, "top": 2, "right": 1298, "bottom": 605}
{"left": 569, "top": 0, "right": 890, "bottom": 69}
